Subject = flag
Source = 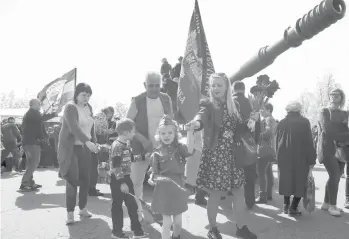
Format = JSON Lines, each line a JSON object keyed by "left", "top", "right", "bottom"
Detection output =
{"left": 37, "top": 68, "right": 76, "bottom": 114}
{"left": 177, "top": 0, "right": 215, "bottom": 123}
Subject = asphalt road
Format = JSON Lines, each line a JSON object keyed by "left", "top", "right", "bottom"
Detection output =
{"left": 1, "top": 165, "right": 349, "bottom": 239}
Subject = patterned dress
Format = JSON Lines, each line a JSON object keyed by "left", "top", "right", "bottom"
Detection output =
{"left": 196, "top": 104, "right": 245, "bottom": 192}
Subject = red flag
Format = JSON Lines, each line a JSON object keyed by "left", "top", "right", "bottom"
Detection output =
{"left": 177, "top": 0, "right": 215, "bottom": 123}
{"left": 37, "top": 68, "right": 77, "bottom": 114}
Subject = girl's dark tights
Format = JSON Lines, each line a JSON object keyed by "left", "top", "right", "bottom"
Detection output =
{"left": 284, "top": 196, "right": 301, "bottom": 209}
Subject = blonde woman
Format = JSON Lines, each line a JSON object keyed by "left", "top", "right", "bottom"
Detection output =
{"left": 318, "top": 88, "right": 349, "bottom": 215}
{"left": 186, "top": 73, "right": 257, "bottom": 239}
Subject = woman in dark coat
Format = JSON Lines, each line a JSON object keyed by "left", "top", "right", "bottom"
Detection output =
{"left": 317, "top": 88, "right": 349, "bottom": 216}
{"left": 276, "top": 101, "right": 316, "bottom": 216}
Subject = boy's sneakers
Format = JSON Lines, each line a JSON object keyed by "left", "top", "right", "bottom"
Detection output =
{"left": 66, "top": 212, "right": 75, "bottom": 225}
{"left": 79, "top": 208, "right": 92, "bottom": 218}
{"left": 207, "top": 227, "right": 222, "bottom": 239}
{"left": 236, "top": 225, "right": 257, "bottom": 239}
{"left": 133, "top": 230, "right": 149, "bottom": 238}
{"left": 111, "top": 232, "right": 129, "bottom": 239}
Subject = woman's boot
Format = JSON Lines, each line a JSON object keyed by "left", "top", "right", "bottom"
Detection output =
{"left": 255, "top": 192, "right": 268, "bottom": 204}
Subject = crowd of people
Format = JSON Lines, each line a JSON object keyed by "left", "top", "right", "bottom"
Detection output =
{"left": 1, "top": 58, "right": 349, "bottom": 239}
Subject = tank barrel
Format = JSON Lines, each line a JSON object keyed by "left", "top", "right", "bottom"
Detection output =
{"left": 229, "top": 0, "right": 346, "bottom": 83}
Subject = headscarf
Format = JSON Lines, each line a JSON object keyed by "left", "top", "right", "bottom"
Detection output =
{"left": 285, "top": 101, "right": 302, "bottom": 113}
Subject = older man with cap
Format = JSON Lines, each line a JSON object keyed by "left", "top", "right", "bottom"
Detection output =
{"left": 20, "top": 98, "right": 61, "bottom": 191}
{"left": 126, "top": 72, "right": 173, "bottom": 220}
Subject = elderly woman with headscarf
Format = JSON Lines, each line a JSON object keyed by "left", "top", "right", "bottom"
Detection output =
{"left": 317, "top": 88, "right": 349, "bottom": 215}
{"left": 276, "top": 101, "right": 316, "bottom": 216}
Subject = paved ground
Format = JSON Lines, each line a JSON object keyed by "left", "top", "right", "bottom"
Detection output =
{"left": 1, "top": 165, "right": 349, "bottom": 239}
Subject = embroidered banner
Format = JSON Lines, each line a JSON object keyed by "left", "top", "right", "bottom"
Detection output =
{"left": 177, "top": 0, "right": 215, "bottom": 123}
{"left": 37, "top": 68, "right": 76, "bottom": 114}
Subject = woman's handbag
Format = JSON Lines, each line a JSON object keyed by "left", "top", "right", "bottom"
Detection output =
{"left": 334, "top": 145, "right": 347, "bottom": 163}
{"left": 258, "top": 142, "right": 275, "bottom": 159}
{"left": 233, "top": 133, "right": 258, "bottom": 168}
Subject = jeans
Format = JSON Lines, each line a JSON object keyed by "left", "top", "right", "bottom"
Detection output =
{"left": 21, "top": 145, "right": 41, "bottom": 186}
{"left": 256, "top": 157, "right": 274, "bottom": 197}
{"left": 323, "top": 158, "right": 345, "bottom": 205}
{"left": 130, "top": 158, "right": 150, "bottom": 215}
{"left": 65, "top": 146, "right": 92, "bottom": 212}
{"left": 110, "top": 174, "right": 141, "bottom": 234}
{"left": 243, "top": 163, "right": 257, "bottom": 208}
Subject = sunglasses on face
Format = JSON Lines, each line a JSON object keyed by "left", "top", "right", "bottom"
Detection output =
{"left": 330, "top": 93, "right": 341, "bottom": 97}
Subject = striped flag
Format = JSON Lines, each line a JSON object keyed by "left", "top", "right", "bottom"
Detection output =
{"left": 37, "top": 68, "right": 76, "bottom": 114}
{"left": 177, "top": 0, "right": 215, "bottom": 123}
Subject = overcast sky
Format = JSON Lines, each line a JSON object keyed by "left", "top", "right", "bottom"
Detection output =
{"left": 0, "top": 0, "right": 348, "bottom": 119}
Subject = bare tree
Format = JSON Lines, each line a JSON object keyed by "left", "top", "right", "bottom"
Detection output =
{"left": 114, "top": 102, "right": 128, "bottom": 118}
{"left": 315, "top": 74, "right": 341, "bottom": 109}
{"left": 298, "top": 74, "right": 341, "bottom": 126}
{"left": 0, "top": 90, "right": 29, "bottom": 109}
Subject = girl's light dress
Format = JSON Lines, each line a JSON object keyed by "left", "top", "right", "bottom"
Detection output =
{"left": 150, "top": 142, "right": 192, "bottom": 215}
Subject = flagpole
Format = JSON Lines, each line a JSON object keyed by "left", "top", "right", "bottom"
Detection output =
{"left": 74, "top": 68, "right": 77, "bottom": 88}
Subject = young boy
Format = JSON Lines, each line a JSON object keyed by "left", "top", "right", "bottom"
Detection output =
{"left": 110, "top": 118, "right": 149, "bottom": 239}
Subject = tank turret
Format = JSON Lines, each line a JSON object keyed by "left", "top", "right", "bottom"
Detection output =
{"left": 229, "top": 0, "right": 346, "bottom": 83}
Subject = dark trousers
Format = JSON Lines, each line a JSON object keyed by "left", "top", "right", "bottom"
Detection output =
{"left": 345, "top": 163, "right": 349, "bottom": 199}
{"left": 89, "top": 134, "right": 107, "bottom": 191}
{"left": 89, "top": 153, "right": 99, "bottom": 191}
{"left": 110, "top": 174, "right": 141, "bottom": 234}
{"left": 52, "top": 151, "right": 58, "bottom": 167}
{"left": 256, "top": 157, "right": 274, "bottom": 197}
{"left": 243, "top": 163, "right": 257, "bottom": 208}
{"left": 1, "top": 141, "right": 20, "bottom": 167}
{"left": 323, "top": 158, "right": 345, "bottom": 205}
{"left": 66, "top": 146, "right": 92, "bottom": 212}
{"left": 284, "top": 196, "right": 301, "bottom": 209}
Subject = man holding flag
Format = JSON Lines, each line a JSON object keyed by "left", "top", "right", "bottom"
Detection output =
{"left": 20, "top": 99, "right": 61, "bottom": 191}
{"left": 177, "top": 0, "right": 215, "bottom": 206}
{"left": 19, "top": 69, "right": 76, "bottom": 192}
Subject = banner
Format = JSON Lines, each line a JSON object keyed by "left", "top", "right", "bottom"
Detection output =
{"left": 177, "top": 0, "right": 215, "bottom": 123}
{"left": 37, "top": 68, "right": 76, "bottom": 114}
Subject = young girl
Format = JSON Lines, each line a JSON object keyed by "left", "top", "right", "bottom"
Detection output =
{"left": 150, "top": 115, "right": 195, "bottom": 239}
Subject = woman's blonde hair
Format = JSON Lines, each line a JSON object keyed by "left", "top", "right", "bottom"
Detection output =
{"left": 208, "top": 73, "right": 241, "bottom": 120}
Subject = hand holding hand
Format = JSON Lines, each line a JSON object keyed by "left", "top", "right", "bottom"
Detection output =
{"left": 85, "top": 141, "right": 98, "bottom": 153}
{"left": 120, "top": 183, "right": 129, "bottom": 193}
{"left": 185, "top": 120, "right": 200, "bottom": 131}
